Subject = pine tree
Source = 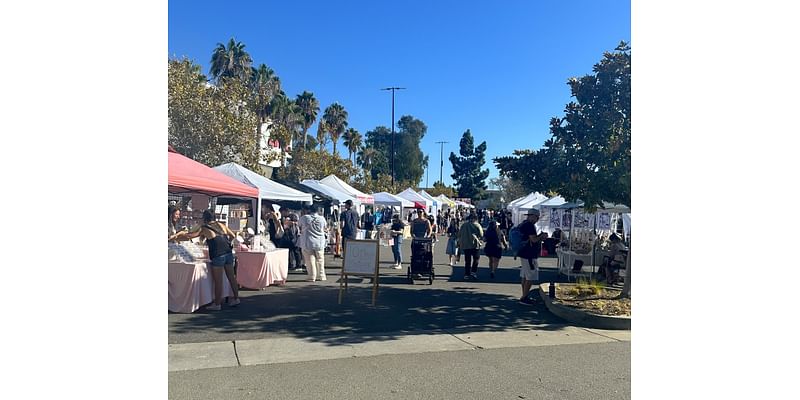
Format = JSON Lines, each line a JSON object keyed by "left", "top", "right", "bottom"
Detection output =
{"left": 449, "top": 129, "right": 489, "bottom": 199}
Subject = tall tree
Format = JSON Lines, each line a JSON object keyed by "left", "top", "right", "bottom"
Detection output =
{"left": 295, "top": 91, "right": 319, "bottom": 150}
{"left": 494, "top": 42, "right": 631, "bottom": 210}
{"left": 362, "top": 115, "right": 428, "bottom": 184}
{"left": 266, "top": 92, "right": 302, "bottom": 164}
{"left": 342, "top": 128, "right": 362, "bottom": 165}
{"left": 168, "top": 58, "right": 259, "bottom": 170}
{"left": 356, "top": 146, "right": 377, "bottom": 172}
{"left": 449, "top": 129, "right": 489, "bottom": 199}
{"left": 209, "top": 38, "right": 253, "bottom": 83}
{"left": 316, "top": 120, "right": 329, "bottom": 151}
{"left": 250, "top": 64, "right": 281, "bottom": 145}
{"left": 322, "top": 103, "right": 348, "bottom": 156}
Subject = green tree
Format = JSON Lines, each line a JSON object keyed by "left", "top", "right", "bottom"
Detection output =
{"left": 250, "top": 64, "right": 281, "bottom": 146}
{"left": 295, "top": 91, "right": 319, "bottom": 150}
{"left": 266, "top": 92, "right": 302, "bottom": 164}
{"left": 356, "top": 146, "right": 378, "bottom": 172}
{"left": 494, "top": 42, "right": 631, "bottom": 210}
{"left": 426, "top": 181, "right": 458, "bottom": 198}
{"left": 449, "top": 129, "right": 489, "bottom": 199}
{"left": 362, "top": 116, "right": 428, "bottom": 184}
{"left": 283, "top": 149, "right": 359, "bottom": 182}
{"left": 209, "top": 38, "right": 253, "bottom": 83}
{"left": 322, "top": 102, "right": 348, "bottom": 156}
{"left": 168, "top": 58, "right": 260, "bottom": 170}
{"left": 342, "top": 128, "right": 362, "bottom": 165}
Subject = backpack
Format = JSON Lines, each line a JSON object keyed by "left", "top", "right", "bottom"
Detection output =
{"left": 509, "top": 226, "right": 523, "bottom": 254}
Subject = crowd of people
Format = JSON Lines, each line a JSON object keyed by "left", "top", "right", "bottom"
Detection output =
{"left": 170, "top": 199, "right": 629, "bottom": 310}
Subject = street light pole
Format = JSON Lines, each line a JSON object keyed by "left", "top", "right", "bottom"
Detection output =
{"left": 381, "top": 87, "right": 406, "bottom": 187}
{"left": 435, "top": 141, "right": 449, "bottom": 185}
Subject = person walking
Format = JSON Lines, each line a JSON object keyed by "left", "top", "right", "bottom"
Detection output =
{"left": 445, "top": 218, "right": 460, "bottom": 266}
{"left": 282, "top": 214, "right": 305, "bottom": 273}
{"left": 484, "top": 220, "right": 508, "bottom": 279}
{"left": 411, "top": 209, "right": 432, "bottom": 239}
{"left": 299, "top": 206, "right": 328, "bottom": 282}
{"left": 457, "top": 213, "right": 484, "bottom": 280}
{"left": 517, "top": 209, "right": 548, "bottom": 305}
{"left": 389, "top": 214, "right": 406, "bottom": 269}
{"left": 361, "top": 207, "right": 375, "bottom": 239}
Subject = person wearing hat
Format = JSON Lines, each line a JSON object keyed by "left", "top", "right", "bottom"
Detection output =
{"left": 517, "top": 209, "right": 548, "bottom": 305}
{"left": 457, "top": 212, "right": 484, "bottom": 280}
{"left": 340, "top": 199, "right": 360, "bottom": 243}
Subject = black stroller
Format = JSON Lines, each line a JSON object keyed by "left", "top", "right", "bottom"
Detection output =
{"left": 409, "top": 237, "right": 435, "bottom": 284}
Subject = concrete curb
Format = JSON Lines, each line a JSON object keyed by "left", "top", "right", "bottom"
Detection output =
{"left": 538, "top": 283, "right": 631, "bottom": 330}
{"left": 169, "top": 327, "right": 630, "bottom": 372}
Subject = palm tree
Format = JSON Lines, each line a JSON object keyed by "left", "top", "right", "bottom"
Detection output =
{"left": 316, "top": 120, "right": 329, "bottom": 151}
{"left": 267, "top": 93, "right": 303, "bottom": 165}
{"left": 356, "top": 146, "right": 377, "bottom": 171}
{"left": 322, "top": 103, "right": 348, "bottom": 156}
{"left": 295, "top": 91, "right": 319, "bottom": 150}
{"left": 250, "top": 64, "right": 282, "bottom": 142}
{"left": 342, "top": 128, "right": 362, "bottom": 165}
{"left": 209, "top": 38, "right": 253, "bottom": 82}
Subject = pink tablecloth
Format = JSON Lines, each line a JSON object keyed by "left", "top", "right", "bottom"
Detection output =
{"left": 168, "top": 261, "right": 233, "bottom": 313}
{"left": 237, "top": 249, "right": 289, "bottom": 290}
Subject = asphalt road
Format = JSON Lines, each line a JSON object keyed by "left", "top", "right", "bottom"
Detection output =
{"left": 168, "top": 341, "right": 631, "bottom": 400}
{"left": 169, "top": 237, "right": 571, "bottom": 345}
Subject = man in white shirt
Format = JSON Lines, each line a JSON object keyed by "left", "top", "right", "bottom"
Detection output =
{"left": 299, "top": 206, "right": 328, "bottom": 282}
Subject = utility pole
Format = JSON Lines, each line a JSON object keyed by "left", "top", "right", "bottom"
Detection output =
{"left": 435, "top": 141, "right": 449, "bottom": 185}
{"left": 381, "top": 87, "right": 406, "bottom": 186}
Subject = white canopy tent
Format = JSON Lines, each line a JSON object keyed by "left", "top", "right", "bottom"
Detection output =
{"left": 319, "top": 175, "right": 374, "bottom": 204}
{"left": 509, "top": 192, "right": 549, "bottom": 225}
{"left": 300, "top": 179, "right": 360, "bottom": 205}
{"left": 418, "top": 190, "right": 441, "bottom": 215}
{"left": 372, "top": 191, "right": 414, "bottom": 208}
{"left": 436, "top": 194, "right": 456, "bottom": 208}
{"left": 213, "top": 162, "right": 313, "bottom": 234}
{"left": 508, "top": 192, "right": 541, "bottom": 208}
{"left": 396, "top": 188, "right": 431, "bottom": 208}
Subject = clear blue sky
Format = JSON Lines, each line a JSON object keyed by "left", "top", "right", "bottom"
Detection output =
{"left": 168, "top": 0, "right": 630, "bottom": 188}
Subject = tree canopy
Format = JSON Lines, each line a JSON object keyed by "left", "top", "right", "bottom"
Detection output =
{"left": 495, "top": 42, "right": 631, "bottom": 210}
{"left": 168, "top": 58, "right": 260, "bottom": 171}
{"left": 449, "top": 129, "right": 489, "bottom": 199}
{"left": 363, "top": 115, "right": 428, "bottom": 185}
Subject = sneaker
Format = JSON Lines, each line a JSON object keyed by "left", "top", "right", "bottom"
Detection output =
{"left": 470, "top": 273, "right": 479, "bottom": 280}
{"left": 306, "top": 278, "right": 316, "bottom": 282}
{"left": 464, "top": 275, "right": 472, "bottom": 280}
{"left": 392, "top": 264, "right": 402, "bottom": 270}
{"left": 319, "top": 276, "right": 327, "bottom": 281}
{"left": 518, "top": 297, "right": 534, "bottom": 306}
{"left": 206, "top": 303, "right": 222, "bottom": 311}
{"left": 229, "top": 298, "right": 240, "bottom": 307}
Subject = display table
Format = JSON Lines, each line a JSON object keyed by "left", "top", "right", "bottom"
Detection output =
{"left": 236, "top": 249, "right": 289, "bottom": 290}
{"left": 556, "top": 248, "right": 610, "bottom": 280}
{"left": 168, "top": 261, "right": 234, "bottom": 313}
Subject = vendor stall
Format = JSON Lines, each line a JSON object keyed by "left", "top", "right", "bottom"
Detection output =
{"left": 236, "top": 249, "right": 290, "bottom": 289}
{"left": 319, "top": 174, "right": 374, "bottom": 204}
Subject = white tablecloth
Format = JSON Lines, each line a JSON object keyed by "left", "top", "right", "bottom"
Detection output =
{"left": 168, "top": 261, "right": 234, "bottom": 313}
{"left": 237, "top": 249, "right": 289, "bottom": 290}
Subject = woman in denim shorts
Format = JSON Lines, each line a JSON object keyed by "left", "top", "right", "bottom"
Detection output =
{"left": 170, "top": 210, "right": 240, "bottom": 311}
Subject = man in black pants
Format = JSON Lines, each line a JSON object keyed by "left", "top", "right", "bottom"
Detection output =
{"left": 457, "top": 212, "right": 484, "bottom": 280}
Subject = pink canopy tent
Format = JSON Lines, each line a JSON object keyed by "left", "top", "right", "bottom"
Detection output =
{"left": 168, "top": 146, "right": 259, "bottom": 198}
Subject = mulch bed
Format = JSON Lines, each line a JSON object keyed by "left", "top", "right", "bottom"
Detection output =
{"left": 553, "top": 285, "right": 631, "bottom": 317}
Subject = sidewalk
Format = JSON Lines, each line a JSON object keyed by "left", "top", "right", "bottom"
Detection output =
{"left": 169, "top": 326, "right": 630, "bottom": 371}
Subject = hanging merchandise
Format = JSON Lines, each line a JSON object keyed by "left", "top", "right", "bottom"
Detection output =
{"left": 550, "top": 209, "right": 561, "bottom": 228}
{"left": 598, "top": 213, "right": 611, "bottom": 230}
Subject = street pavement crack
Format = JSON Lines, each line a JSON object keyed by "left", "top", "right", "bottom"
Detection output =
{"left": 232, "top": 341, "right": 241, "bottom": 366}
{"left": 444, "top": 330, "right": 481, "bottom": 350}
{"left": 577, "top": 327, "right": 621, "bottom": 342}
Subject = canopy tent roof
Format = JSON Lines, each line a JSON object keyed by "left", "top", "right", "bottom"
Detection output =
{"left": 300, "top": 179, "right": 360, "bottom": 205}
{"left": 513, "top": 192, "right": 549, "bottom": 210}
{"left": 396, "top": 188, "right": 431, "bottom": 207}
{"left": 508, "top": 192, "right": 539, "bottom": 208}
{"left": 168, "top": 147, "right": 259, "bottom": 198}
{"left": 436, "top": 194, "right": 456, "bottom": 207}
{"left": 372, "top": 192, "right": 414, "bottom": 208}
{"left": 551, "top": 200, "right": 631, "bottom": 213}
{"left": 537, "top": 195, "right": 567, "bottom": 208}
{"left": 455, "top": 200, "right": 475, "bottom": 208}
{"left": 417, "top": 190, "right": 441, "bottom": 207}
{"left": 213, "top": 162, "right": 312, "bottom": 204}
{"left": 319, "top": 175, "right": 374, "bottom": 204}
{"left": 275, "top": 179, "right": 338, "bottom": 205}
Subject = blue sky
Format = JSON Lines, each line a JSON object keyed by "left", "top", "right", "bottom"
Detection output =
{"left": 169, "top": 0, "right": 630, "bottom": 188}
